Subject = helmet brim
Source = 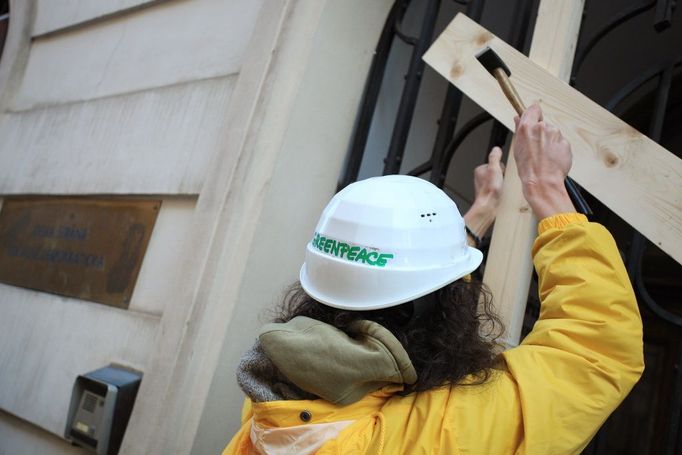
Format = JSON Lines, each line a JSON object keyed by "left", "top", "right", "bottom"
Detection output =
{"left": 299, "top": 246, "right": 483, "bottom": 311}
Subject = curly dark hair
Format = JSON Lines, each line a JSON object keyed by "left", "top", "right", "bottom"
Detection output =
{"left": 270, "top": 279, "right": 504, "bottom": 394}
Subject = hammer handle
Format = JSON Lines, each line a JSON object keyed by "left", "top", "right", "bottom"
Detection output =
{"left": 493, "top": 68, "right": 525, "bottom": 115}
{"left": 491, "top": 68, "right": 592, "bottom": 215}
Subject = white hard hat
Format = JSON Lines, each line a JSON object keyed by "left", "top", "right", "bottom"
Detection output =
{"left": 299, "top": 175, "right": 482, "bottom": 311}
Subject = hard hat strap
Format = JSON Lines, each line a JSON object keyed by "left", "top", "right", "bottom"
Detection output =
{"left": 411, "top": 291, "right": 439, "bottom": 321}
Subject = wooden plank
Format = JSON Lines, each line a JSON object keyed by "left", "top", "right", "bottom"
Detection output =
{"left": 483, "top": 145, "right": 537, "bottom": 346}
{"left": 423, "top": 13, "right": 682, "bottom": 274}
{"left": 481, "top": 0, "right": 585, "bottom": 346}
{"left": 527, "top": 1, "right": 585, "bottom": 82}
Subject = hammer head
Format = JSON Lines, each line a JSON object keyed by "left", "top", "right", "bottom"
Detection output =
{"left": 476, "top": 47, "right": 511, "bottom": 77}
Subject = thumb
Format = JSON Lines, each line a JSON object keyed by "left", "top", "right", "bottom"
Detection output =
{"left": 489, "top": 146, "right": 503, "bottom": 167}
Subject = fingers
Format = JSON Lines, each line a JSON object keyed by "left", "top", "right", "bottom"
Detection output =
{"left": 519, "top": 103, "right": 543, "bottom": 126}
{"left": 544, "top": 122, "right": 559, "bottom": 135}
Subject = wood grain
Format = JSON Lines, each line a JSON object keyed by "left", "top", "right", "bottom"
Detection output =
{"left": 424, "top": 12, "right": 682, "bottom": 272}
{"left": 480, "top": 0, "right": 585, "bottom": 346}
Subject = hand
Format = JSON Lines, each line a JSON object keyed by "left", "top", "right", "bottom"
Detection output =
{"left": 464, "top": 147, "right": 505, "bottom": 240}
{"left": 473, "top": 146, "right": 504, "bottom": 213}
{"left": 513, "top": 104, "right": 576, "bottom": 219}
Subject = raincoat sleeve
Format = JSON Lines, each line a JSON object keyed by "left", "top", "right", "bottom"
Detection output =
{"left": 497, "top": 212, "right": 644, "bottom": 454}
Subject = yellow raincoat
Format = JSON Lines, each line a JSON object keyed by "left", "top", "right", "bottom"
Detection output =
{"left": 223, "top": 213, "right": 644, "bottom": 454}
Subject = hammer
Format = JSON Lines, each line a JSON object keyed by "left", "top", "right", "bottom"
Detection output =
{"left": 475, "top": 47, "right": 592, "bottom": 216}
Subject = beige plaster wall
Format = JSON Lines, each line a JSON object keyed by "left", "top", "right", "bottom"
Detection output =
{"left": 33, "top": 0, "right": 160, "bottom": 37}
{"left": 0, "top": 0, "right": 263, "bottom": 195}
{"left": 0, "top": 0, "right": 262, "bottom": 452}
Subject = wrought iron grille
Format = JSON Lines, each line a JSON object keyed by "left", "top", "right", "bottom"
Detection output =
{"left": 340, "top": 1, "right": 682, "bottom": 453}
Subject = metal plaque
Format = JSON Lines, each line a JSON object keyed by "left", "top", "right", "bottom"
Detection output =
{"left": 0, "top": 198, "right": 161, "bottom": 308}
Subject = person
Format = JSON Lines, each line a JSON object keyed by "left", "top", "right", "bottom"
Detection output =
{"left": 222, "top": 104, "right": 644, "bottom": 454}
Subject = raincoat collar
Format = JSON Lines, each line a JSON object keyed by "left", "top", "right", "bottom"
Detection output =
{"left": 247, "top": 388, "right": 398, "bottom": 455}
{"left": 250, "top": 387, "right": 398, "bottom": 427}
